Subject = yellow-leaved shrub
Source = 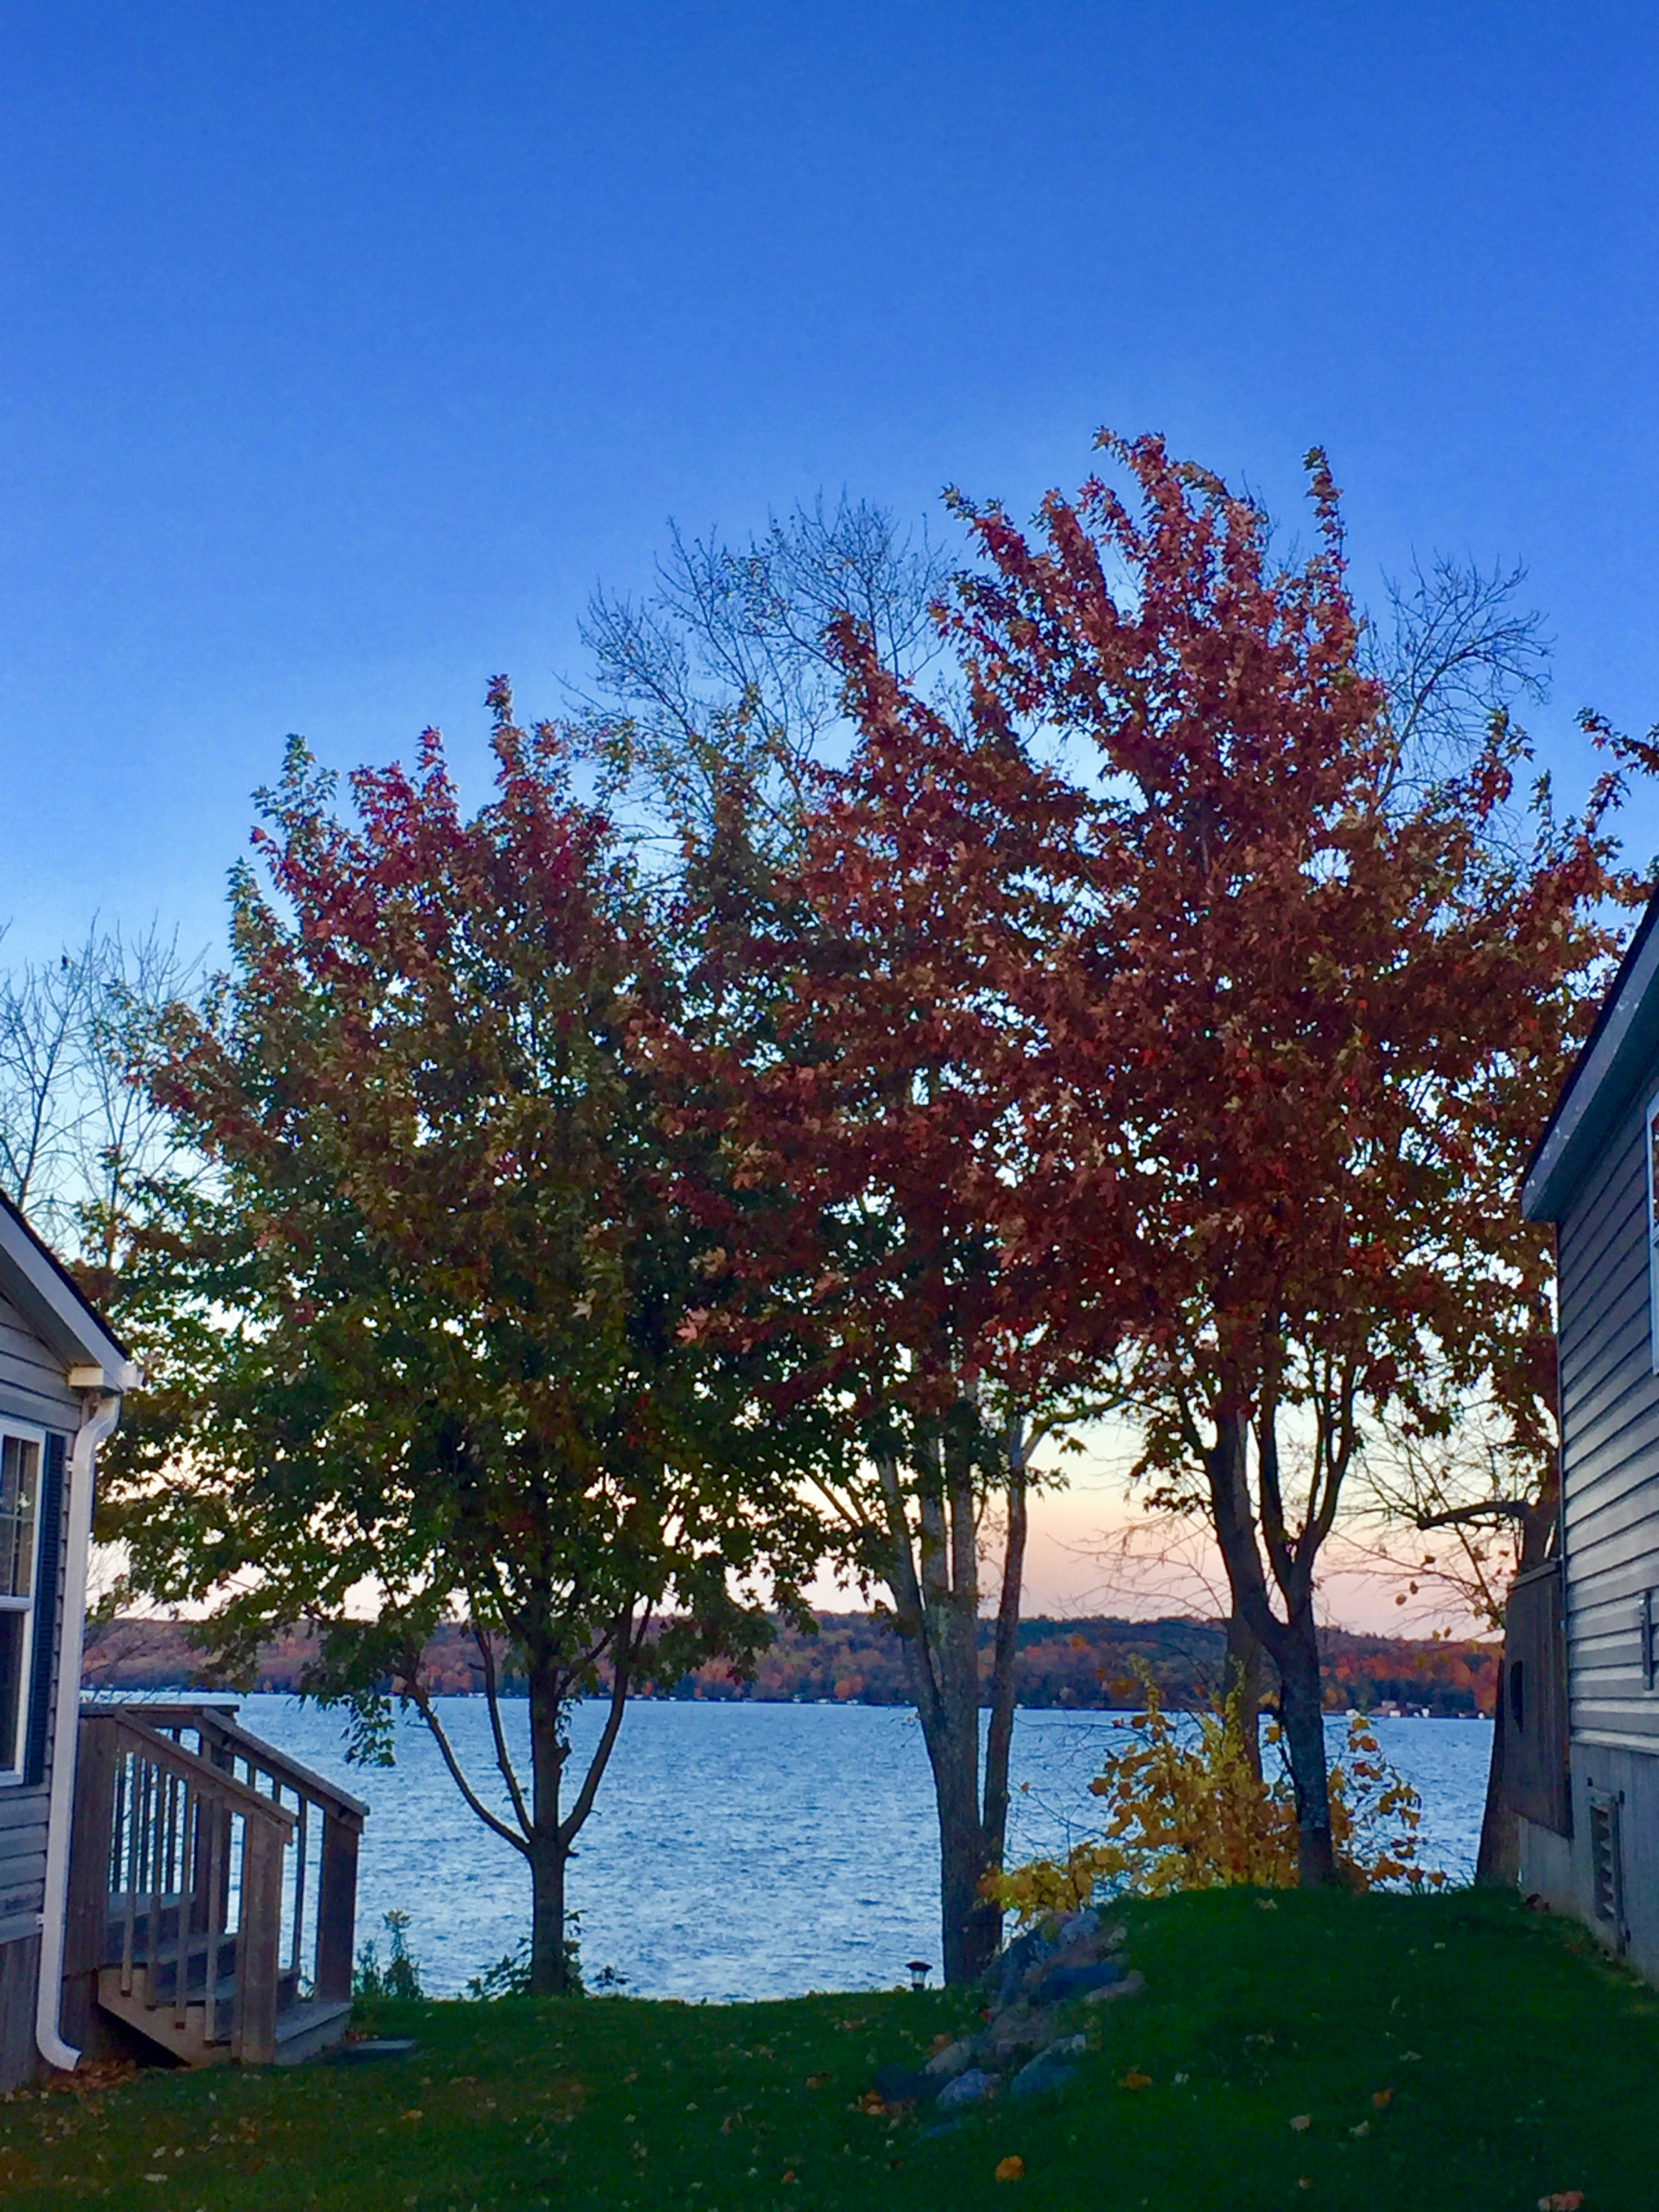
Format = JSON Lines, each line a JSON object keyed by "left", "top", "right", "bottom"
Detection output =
{"left": 985, "top": 1674, "right": 1447, "bottom": 1920}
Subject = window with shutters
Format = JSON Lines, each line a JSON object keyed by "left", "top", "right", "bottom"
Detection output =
{"left": 0, "top": 1425, "right": 44, "bottom": 1781}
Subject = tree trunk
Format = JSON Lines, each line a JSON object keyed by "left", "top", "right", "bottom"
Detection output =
{"left": 930, "top": 1711, "right": 995, "bottom": 1983}
{"left": 877, "top": 1415, "right": 1024, "bottom": 1989}
{"left": 1223, "top": 1608, "right": 1267, "bottom": 1783}
{"left": 528, "top": 1825, "right": 571, "bottom": 1996}
{"left": 1205, "top": 1398, "right": 1336, "bottom": 1884}
{"left": 889, "top": 1607, "right": 998, "bottom": 1984}
{"left": 1277, "top": 1616, "right": 1335, "bottom": 1886}
{"left": 978, "top": 1434, "right": 1028, "bottom": 1949}
{"left": 528, "top": 1663, "right": 572, "bottom": 1995}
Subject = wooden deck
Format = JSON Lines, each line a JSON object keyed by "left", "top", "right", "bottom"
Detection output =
{"left": 62, "top": 1702, "right": 366, "bottom": 2067}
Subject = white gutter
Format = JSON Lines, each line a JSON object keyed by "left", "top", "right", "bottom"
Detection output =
{"left": 35, "top": 1385, "right": 123, "bottom": 2072}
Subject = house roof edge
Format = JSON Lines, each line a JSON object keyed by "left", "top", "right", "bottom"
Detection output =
{"left": 0, "top": 1189, "right": 135, "bottom": 1386}
{"left": 1524, "top": 886, "right": 1659, "bottom": 1222}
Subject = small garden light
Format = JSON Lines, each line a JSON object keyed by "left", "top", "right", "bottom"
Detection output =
{"left": 906, "top": 1959, "right": 931, "bottom": 1992}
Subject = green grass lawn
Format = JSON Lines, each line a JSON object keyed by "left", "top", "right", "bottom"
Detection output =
{"left": 1, "top": 1887, "right": 1652, "bottom": 2210}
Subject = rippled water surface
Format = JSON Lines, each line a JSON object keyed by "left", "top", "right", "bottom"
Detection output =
{"left": 231, "top": 1694, "right": 1493, "bottom": 2001}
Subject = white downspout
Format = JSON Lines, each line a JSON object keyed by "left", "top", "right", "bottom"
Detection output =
{"left": 35, "top": 1388, "right": 122, "bottom": 2072}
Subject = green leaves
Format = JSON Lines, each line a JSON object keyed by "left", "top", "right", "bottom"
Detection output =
{"left": 99, "top": 699, "right": 830, "bottom": 1981}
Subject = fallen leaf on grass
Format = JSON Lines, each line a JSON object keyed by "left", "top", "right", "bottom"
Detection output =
{"left": 1538, "top": 2195, "right": 1584, "bottom": 2211}
{"left": 995, "top": 2155, "right": 1026, "bottom": 2181}
{"left": 1256, "top": 1899, "right": 1279, "bottom": 1911}
{"left": 1289, "top": 2114, "right": 1311, "bottom": 2132}
{"left": 1121, "top": 2071, "right": 1152, "bottom": 2091}
{"left": 1400, "top": 2051, "right": 1421, "bottom": 2063}
{"left": 1350, "top": 2121, "right": 1370, "bottom": 2138}
{"left": 1371, "top": 2088, "right": 1394, "bottom": 2110}
{"left": 400, "top": 2109, "right": 423, "bottom": 2122}
{"left": 805, "top": 2074, "right": 830, "bottom": 2090}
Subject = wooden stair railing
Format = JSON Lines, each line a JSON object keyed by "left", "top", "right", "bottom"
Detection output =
{"left": 63, "top": 1703, "right": 368, "bottom": 2067}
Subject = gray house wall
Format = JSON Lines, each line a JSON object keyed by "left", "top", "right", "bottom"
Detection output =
{"left": 1552, "top": 1055, "right": 1659, "bottom": 1980}
{"left": 0, "top": 1286, "right": 79, "bottom": 2088}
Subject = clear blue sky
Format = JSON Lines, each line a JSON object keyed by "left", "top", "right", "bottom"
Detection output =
{"left": 4, "top": 1, "right": 1657, "bottom": 963}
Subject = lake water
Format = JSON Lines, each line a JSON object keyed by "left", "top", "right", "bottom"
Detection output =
{"left": 229, "top": 1694, "right": 1493, "bottom": 2002}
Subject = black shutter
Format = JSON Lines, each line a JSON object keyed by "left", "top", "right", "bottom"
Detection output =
{"left": 23, "top": 1431, "right": 66, "bottom": 1788}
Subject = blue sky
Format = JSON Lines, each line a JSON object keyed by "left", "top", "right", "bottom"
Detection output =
{"left": 3, "top": 1, "right": 1658, "bottom": 965}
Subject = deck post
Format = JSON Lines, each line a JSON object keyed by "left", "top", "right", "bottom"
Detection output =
{"left": 314, "top": 1809, "right": 360, "bottom": 2005}
{"left": 231, "top": 1817, "right": 284, "bottom": 2065}
{"left": 60, "top": 1714, "right": 118, "bottom": 2051}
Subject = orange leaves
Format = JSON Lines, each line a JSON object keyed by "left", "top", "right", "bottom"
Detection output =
{"left": 994, "top": 2155, "right": 1027, "bottom": 2180}
{"left": 1537, "top": 2194, "right": 1584, "bottom": 2210}
{"left": 989, "top": 1678, "right": 1439, "bottom": 1908}
{"left": 1120, "top": 2070, "right": 1153, "bottom": 2091}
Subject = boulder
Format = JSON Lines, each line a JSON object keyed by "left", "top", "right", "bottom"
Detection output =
{"left": 1010, "top": 2034, "right": 1087, "bottom": 2102}
{"left": 983, "top": 2004, "right": 1060, "bottom": 2064}
{"left": 1084, "top": 1967, "right": 1146, "bottom": 2006}
{"left": 1034, "top": 1958, "right": 1126, "bottom": 2004}
{"left": 922, "top": 2037, "right": 976, "bottom": 2082}
{"left": 989, "top": 1921, "right": 1061, "bottom": 2010}
{"left": 936, "top": 2067, "right": 999, "bottom": 2111}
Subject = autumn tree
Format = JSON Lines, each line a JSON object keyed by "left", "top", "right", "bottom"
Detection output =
{"left": 100, "top": 690, "right": 824, "bottom": 1991}
{"left": 646, "top": 589, "right": 1138, "bottom": 1980}
{"left": 580, "top": 495, "right": 1087, "bottom": 1985}
{"left": 815, "top": 434, "right": 1638, "bottom": 1885}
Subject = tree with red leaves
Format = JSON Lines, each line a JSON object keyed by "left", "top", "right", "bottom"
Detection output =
{"left": 101, "top": 687, "right": 824, "bottom": 1992}
{"left": 810, "top": 434, "right": 1640, "bottom": 1885}
{"left": 660, "top": 677, "right": 1129, "bottom": 1982}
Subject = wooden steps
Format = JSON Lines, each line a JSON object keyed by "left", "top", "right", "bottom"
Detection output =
{"left": 97, "top": 1969, "right": 353, "bottom": 2067}
{"left": 65, "top": 1703, "right": 367, "bottom": 2070}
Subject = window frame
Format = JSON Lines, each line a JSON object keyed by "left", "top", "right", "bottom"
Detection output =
{"left": 0, "top": 1418, "right": 48, "bottom": 1787}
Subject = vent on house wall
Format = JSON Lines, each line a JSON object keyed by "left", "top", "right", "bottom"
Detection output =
{"left": 1588, "top": 1790, "right": 1625, "bottom": 1943}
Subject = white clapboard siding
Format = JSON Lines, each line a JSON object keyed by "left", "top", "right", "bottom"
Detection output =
{"left": 0, "top": 1288, "right": 80, "bottom": 1427}
{"left": 1559, "top": 1081, "right": 1659, "bottom": 1751}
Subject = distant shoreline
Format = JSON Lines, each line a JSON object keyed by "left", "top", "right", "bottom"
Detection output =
{"left": 84, "top": 1610, "right": 1499, "bottom": 1717}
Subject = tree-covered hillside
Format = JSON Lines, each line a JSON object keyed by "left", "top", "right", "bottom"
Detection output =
{"left": 85, "top": 1610, "right": 1497, "bottom": 1715}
